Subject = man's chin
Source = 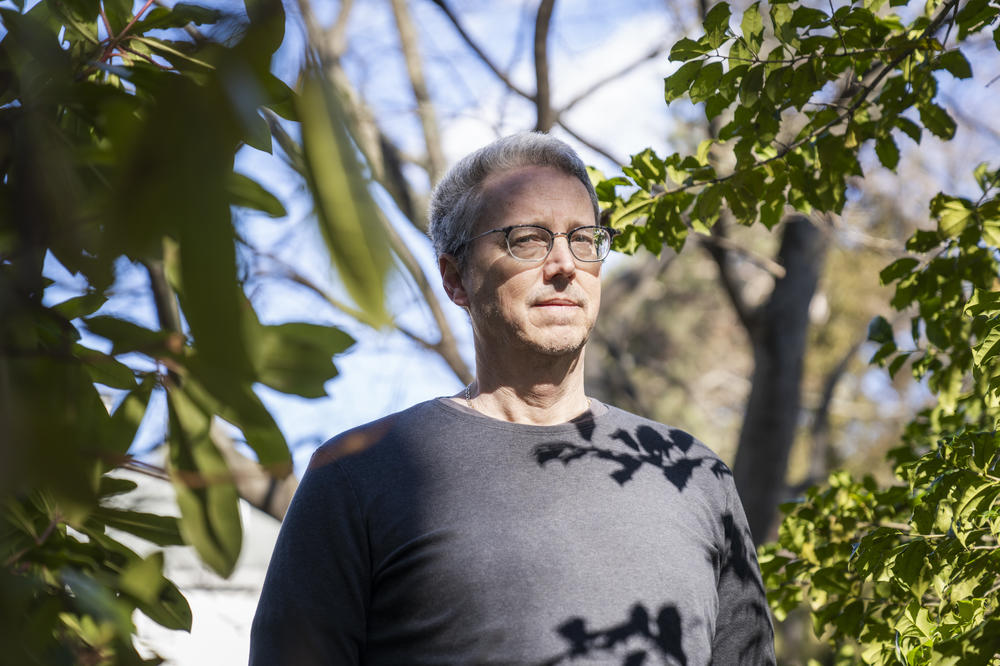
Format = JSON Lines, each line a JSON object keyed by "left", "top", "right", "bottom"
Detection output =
{"left": 517, "top": 330, "right": 590, "bottom": 357}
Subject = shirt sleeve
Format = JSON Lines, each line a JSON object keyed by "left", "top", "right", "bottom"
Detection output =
{"left": 250, "top": 456, "right": 370, "bottom": 665}
{"left": 712, "top": 481, "right": 776, "bottom": 665}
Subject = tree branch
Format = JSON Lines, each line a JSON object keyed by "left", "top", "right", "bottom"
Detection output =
{"left": 555, "top": 121, "right": 624, "bottom": 165}
{"left": 698, "top": 232, "right": 787, "bottom": 279}
{"left": 376, "top": 209, "right": 473, "bottom": 384}
{"left": 808, "top": 336, "right": 862, "bottom": 482}
{"left": 557, "top": 44, "right": 668, "bottom": 115}
{"left": 390, "top": 0, "right": 447, "bottom": 184}
{"left": 327, "top": 0, "right": 353, "bottom": 59}
{"left": 428, "top": 0, "right": 535, "bottom": 102}
{"left": 702, "top": 222, "right": 754, "bottom": 333}
{"left": 533, "top": 0, "right": 556, "bottom": 131}
{"left": 210, "top": 422, "right": 297, "bottom": 520}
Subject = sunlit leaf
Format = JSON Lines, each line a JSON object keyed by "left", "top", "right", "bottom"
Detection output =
{"left": 167, "top": 387, "right": 242, "bottom": 578}
{"left": 91, "top": 506, "right": 184, "bottom": 547}
{"left": 228, "top": 172, "right": 287, "bottom": 217}
{"left": 297, "top": 70, "right": 392, "bottom": 326}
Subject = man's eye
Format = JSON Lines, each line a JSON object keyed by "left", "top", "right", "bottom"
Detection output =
{"left": 511, "top": 232, "right": 548, "bottom": 245}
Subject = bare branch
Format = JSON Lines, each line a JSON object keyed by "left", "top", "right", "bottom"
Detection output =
{"left": 290, "top": 2, "right": 427, "bottom": 229}
{"left": 211, "top": 422, "right": 297, "bottom": 520}
{"left": 428, "top": 0, "right": 535, "bottom": 102}
{"left": 256, "top": 247, "right": 472, "bottom": 385}
{"left": 702, "top": 222, "right": 755, "bottom": 333}
{"left": 555, "top": 121, "right": 624, "bottom": 165}
{"left": 327, "top": 0, "right": 353, "bottom": 59}
{"left": 558, "top": 44, "right": 668, "bottom": 115}
{"left": 376, "top": 209, "right": 473, "bottom": 384}
{"left": 697, "top": 233, "right": 787, "bottom": 279}
{"left": 808, "top": 337, "right": 861, "bottom": 482}
{"left": 533, "top": 0, "right": 556, "bottom": 131}
{"left": 390, "top": 0, "right": 447, "bottom": 184}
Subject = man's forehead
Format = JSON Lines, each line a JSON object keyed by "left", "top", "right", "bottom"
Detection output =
{"left": 479, "top": 164, "right": 566, "bottom": 196}
{"left": 476, "top": 165, "right": 591, "bottom": 218}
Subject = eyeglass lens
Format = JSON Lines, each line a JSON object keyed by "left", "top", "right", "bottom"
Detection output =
{"left": 506, "top": 226, "right": 611, "bottom": 262}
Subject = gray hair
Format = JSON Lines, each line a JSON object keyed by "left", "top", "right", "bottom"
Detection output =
{"left": 428, "top": 132, "right": 600, "bottom": 259}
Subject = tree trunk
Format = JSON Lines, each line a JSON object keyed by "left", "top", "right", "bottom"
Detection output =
{"left": 733, "top": 215, "right": 827, "bottom": 544}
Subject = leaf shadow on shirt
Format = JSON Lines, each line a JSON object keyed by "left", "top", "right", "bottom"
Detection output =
{"left": 532, "top": 424, "right": 731, "bottom": 492}
{"left": 539, "top": 602, "right": 687, "bottom": 666}
{"left": 712, "top": 513, "right": 775, "bottom": 664}
{"left": 540, "top": 512, "right": 775, "bottom": 666}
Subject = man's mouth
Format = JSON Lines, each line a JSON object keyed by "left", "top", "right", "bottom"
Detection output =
{"left": 534, "top": 298, "right": 580, "bottom": 307}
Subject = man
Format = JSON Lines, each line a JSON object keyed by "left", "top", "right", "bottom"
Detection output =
{"left": 250, "top": 133, "right": 775, "bottom": 665}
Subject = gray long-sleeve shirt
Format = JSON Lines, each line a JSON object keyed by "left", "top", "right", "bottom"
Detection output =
{"left": 250, "top": 398, "right": 775, "bottom": 665}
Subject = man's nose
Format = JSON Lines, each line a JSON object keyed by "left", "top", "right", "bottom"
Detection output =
{"left": 542, "top": 233, "right": 577, "bottom": 277}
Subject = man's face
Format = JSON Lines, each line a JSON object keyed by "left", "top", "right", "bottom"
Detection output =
{"left": 442, "top": 165, "right": 602, "bottom": 358}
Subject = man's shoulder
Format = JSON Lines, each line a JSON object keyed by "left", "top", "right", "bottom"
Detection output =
{"left": 308, "top": 399, "right": 442, "bottom": 472}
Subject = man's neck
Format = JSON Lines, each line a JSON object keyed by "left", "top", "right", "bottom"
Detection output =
{"left": 460, "top": 347, "right": 590, "bottom": 425}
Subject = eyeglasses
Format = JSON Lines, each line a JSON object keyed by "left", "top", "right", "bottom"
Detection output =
{"left": 460, "top": 225, "right": 619, "bottom": 263}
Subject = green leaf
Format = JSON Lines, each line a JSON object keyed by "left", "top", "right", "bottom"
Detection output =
{"left": 741, "top": 3, "right": 764, "bottom": 52}
{"left": 888, "top": 352, "right": 911, "bottom": 378}
{"left": 918, "top": 102, "right": 956, "bottom": 140}
{"left": 248, "top": 321, "right": 354, "bottom": 398}
{"left": 75, "top": 345, "right": 137, "bottom": 389}
{"left": 60, "top": 568, "right": 133, "bottom": 638}
{"left": 703, "top": 3, "right": 733, "bottom": 48}
{"left": 669, "top": 37, "right": 710, "bottom": 62}
{"left": 965, "top": 289, "right": 1000, "bottom": 318}
{"left": 297, "top": 70, "right": 392, "bottom": 326}
{"left": 98, "top": 476, "right": 138, "bottom": 498}
{"left": 931, "top": 195, "right": 975, "bottom": 237}
{"left": 982, "top": 218, "right": 1000, "bottom": 247}
{"left": 867, "top": 315, "right": 894, "bottom": 344}
{"left": 84, "top": 315, "right": 180, "bottom": 356}
{"left": 664, "top": 60, "right": 703, "bottom": 103}
{"left": 128, "top": 3, "right": 221, "bottom": 34}
{"left": 593, "top": 175, "right": 630, "bottom": 203}
{"left": 879, "top": 257, "right": 918, "bottom": 285}
{"left": 933, "top": 50, "right": 973, "bottom": 79}
{"left": 894, "top": 117, "right": 921, "bottom": 144}
{"left": 53, "top": 292, "right": 107, "bottom": 320}
{"left": 228, "top": 172, "right": 286, "bottom": 217}
{"left": 118, "top": 551, "right": 167, "bottom": 606}
{"left": 260, "top": 73, "right": 297, "bottom": 121}
{"left": 875, "top": 134, "right": 899, "bottom": 170}
{"left": 972, "top": 326, "right": 1000, "bottom": 368}
{"left": 738, "top": 65, "right": 764, "bottom": 107}
{"left": 689, "top": 61, "right": 724, "bottom": 104}
{"left": 134, "top": 574, "right": 192, "bottom": 632}
{"left": 167, "top": 387, "right": 242, "bottom": 578}
{"left": 242, "top": 111, "right": 274, "bottom": 153}
{"left": 181, "top": 359, "right": 291, "bottom": 471}
{"left": 91, "top": 506, "right": 184, "bottom": 547}
{"left": 101, "top": 378, "right": 155, "bottom": 457}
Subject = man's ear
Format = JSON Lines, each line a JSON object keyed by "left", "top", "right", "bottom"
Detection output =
{"left": 439, "top": 254, "right": 470, "bottom": 307}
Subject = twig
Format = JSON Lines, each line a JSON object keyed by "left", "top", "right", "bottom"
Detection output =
{"left": 556, "top": 121, "right": 624, "bottom": 165}
{"left": 3, "top": 515, "right": 61, "bottom": 568}
{"left": 390, "top": 0, "right": 447, "bottom": 183}
{"left": 558, "top": 44, "right": 668, "bottom": 115}
{"left": 428, "top": 0, "right": 535, "bottom": 102}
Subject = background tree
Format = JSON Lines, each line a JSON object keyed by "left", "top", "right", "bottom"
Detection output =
{"left": 593, "top": 0, "right": 1000, "bottom": 661}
